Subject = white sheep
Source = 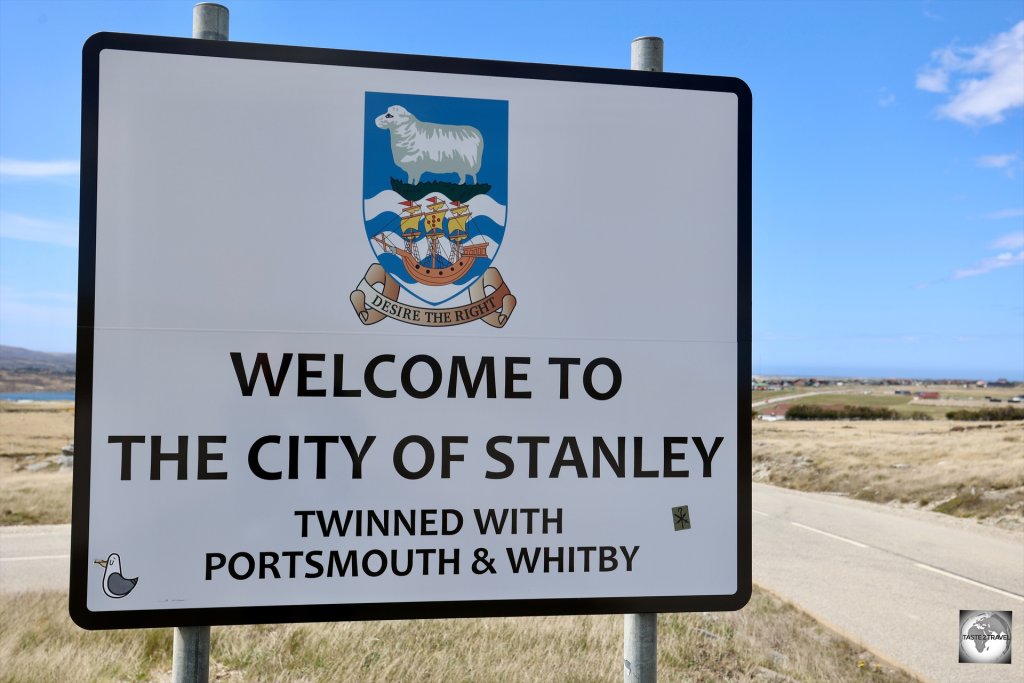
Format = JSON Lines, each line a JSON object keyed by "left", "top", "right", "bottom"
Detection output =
{"left": 375, "top": 105, "right": 483, "bottom": 185}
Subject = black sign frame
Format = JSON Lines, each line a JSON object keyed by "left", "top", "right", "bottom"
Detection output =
{"left": 72, "top": 31, "right": 752, "bottom": 630}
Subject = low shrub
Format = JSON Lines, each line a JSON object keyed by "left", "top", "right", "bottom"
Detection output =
{"left": 786, "top": 405, "right": 899, "bottom": 421}
{"left": 946, "top": 407, "right": 1024, "bottom": 421}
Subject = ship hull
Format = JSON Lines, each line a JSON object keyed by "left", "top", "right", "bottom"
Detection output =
{"left": 371, "top": 235, "right": 489, "bottom": 287}
{"left": 398, "top": 249, "right": 481, "bottom": 286}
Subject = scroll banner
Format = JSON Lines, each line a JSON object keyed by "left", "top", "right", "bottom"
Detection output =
{"left": 351, "top": 264, "right": 516, "bottom": 328}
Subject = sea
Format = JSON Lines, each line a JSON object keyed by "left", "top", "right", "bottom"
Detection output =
{"left": 0, "top": 391, "right": 75, "bottom": 402}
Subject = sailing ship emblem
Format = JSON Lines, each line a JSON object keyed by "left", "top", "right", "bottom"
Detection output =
{"left": 371, "top": 197, "right": 489, "bottom": 287}
{"left": 352, "top": 93, "right": 515, "bottom": 327}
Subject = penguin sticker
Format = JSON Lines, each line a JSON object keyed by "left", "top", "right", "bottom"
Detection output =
{"left": 94, "top": 553, "right": 138, "bottom": 598}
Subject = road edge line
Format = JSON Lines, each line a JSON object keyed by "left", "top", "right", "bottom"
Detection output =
{"left": 913, "top": 563, "right": 1024, "bottom": 602}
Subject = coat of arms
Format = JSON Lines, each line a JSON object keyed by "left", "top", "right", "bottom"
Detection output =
{"left": 351, "top": 92, "right": 515, "bottom": 327}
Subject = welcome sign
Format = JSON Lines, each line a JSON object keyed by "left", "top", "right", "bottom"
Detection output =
{"left": 72, "top": 32, "right": 751, "bottom": 629}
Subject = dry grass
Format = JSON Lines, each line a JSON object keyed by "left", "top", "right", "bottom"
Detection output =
{"left": 753, "top": 419, "right": 1024, "bottom": 530}
{"left": 768, "top": 390, "right": 1024, "bottom": 419}
{"left": 754, "top": 385, "right": 1023, "bottom": 413}
{"left": 0, "top": 589, "right": 915, "bottom": 683}
{"left": 0, "top": 458, "right": 72, "bottom": 525}
{"left": 0, "top": 401, "right": 74, "bottom": 525}
{"left": 0, "top": 401, "right": 74, "bottom": 458}
{"left": 751, "top": 388, "right": 811, "bottom": 402}
{"left": 922, "top": 385, "right": 1021, "bottom": 401}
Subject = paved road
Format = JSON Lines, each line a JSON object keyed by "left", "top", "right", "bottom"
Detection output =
{"left": 0, "top": 523, "right": 69, "bottom": 593}
{"left": 3, "top": 492, "right": 1022, "bottom": 682}
{"left": 753, "top": 483, "right": 1023, "bottom": 683}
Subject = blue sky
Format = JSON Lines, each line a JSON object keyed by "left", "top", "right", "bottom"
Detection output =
{"left": 1, "top": 0, "right": 1021, "bottom": 379}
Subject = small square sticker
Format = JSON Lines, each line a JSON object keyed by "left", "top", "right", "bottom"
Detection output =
{"left": 672, "top": 505, "right": 691, "bottom": 531}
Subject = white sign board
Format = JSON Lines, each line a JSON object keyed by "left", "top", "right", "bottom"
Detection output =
{"left": 72, "top": 33, "right": 751, "bottom": 629}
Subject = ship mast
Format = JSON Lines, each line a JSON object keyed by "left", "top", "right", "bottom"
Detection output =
{"left": 446, "top": 201, "right": 472, "bottom": 261}
{"left": 423, "top": 196, "right": 447, "bottom": 269}
{"left": 398, "top": 200, "right": 423, "bottom": 262}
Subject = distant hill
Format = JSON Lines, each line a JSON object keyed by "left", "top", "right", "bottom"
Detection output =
{"left": 0, "top": 345, "right": 76, "bottom": 372}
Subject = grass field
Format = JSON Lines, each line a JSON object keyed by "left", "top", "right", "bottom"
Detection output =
{"left": 0, "top": 401, "right": 74, "bottom": 525}
{"left": 759, "top": 387, "right": 1024, "bottom": 419}
{"left": 753, "top": 384, "right": 1021, "bottom": 402}
{"left": 753, "top": 419, "right": 1024, "bottom": 529}
{"left": 751, "top": 388, "right": 811, "bottom": 402}
{"left": 780, "top": 393, "right": 908, "bottom": 408}
{"left": 0, "top": 459, "right": 72, "bottom": 525}
{"left": 0, "top": 588, "right": 913, "bottom": 683}
{"left": 788, "top": 393, "right": 950, "bottom": 418}
{"left": 923, "top": 385, "right": 1021, "bottom": 401}
{"left": 0, "top": 401, "right": 74, "bottom": 457}
{"left": 749, "top": 385, "right": 1024, "bottom": 527}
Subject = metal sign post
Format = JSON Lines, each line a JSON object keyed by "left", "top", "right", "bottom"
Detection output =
{"left": 192, "top": 2, "right": 228, "bottom": 42}
{"left": 624, "top": 35, "right": 662, "bottom": 683}
{"left": 170, "top": 11, "right": 225, "bottom": 683}
{"left": 623, "top": 35, "right": 663, "bottom": 683}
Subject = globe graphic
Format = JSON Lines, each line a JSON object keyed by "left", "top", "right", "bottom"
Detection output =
{"left": 960, "top": 612, "right": 1011, "bottom": 663}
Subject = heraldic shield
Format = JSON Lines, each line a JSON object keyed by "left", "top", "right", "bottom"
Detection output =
{"left": 353, "top": 92, "right": 515, "bottom": 328}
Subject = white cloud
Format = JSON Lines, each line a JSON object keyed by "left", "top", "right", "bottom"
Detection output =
{"left": 976, "top": 153, "right": 1017, "bottom": 168}
{"left": 0, "top": 158, "right": 80, "bottom": 178}
{"left": 949, "top": 229, "right": 1024, "bottom": 279}
{"left": 992, "top": 231, "right": 1024, "bottom": 249}
{"left": 952, "top": 250, "right": 1024, "bottom": 279}
{"left": 0, "top": 212, "right": 78, "bottom": 247}
{"left": 878, "top": 88, "right": 896, "bottom": 107}
{"left": 983, "top": 208, "right": 1024, "bottom": 220}
{"left": 915, "top": 68, "right": 948, "bottom": 93}
{"left": 916, "top": 20, "right": 1024, "bottom": 125}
